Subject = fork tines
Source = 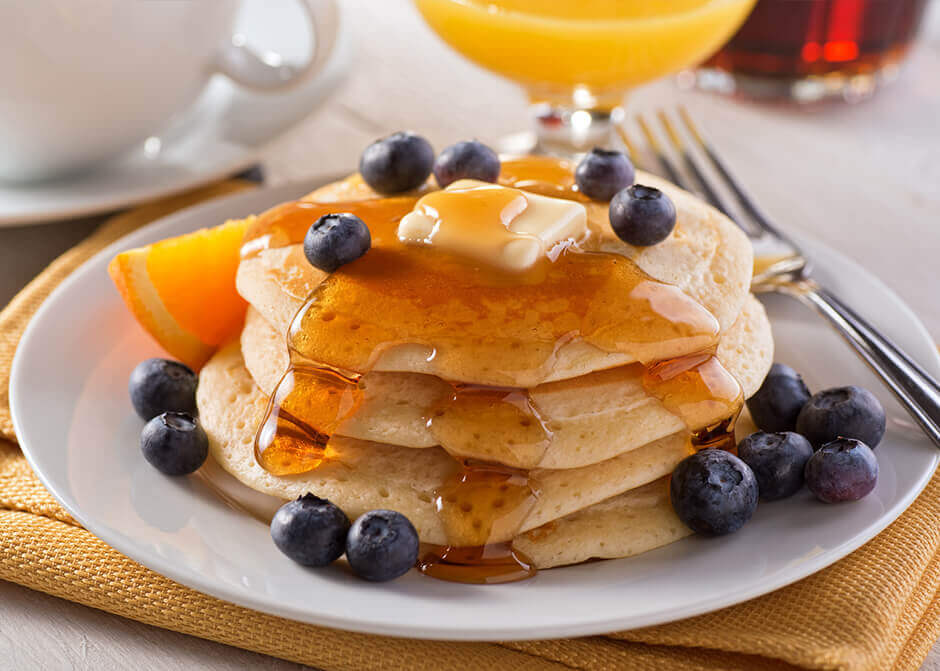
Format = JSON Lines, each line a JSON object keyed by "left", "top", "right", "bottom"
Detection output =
{"left": 621, "top": 107, "right": 768, "bottom": 239}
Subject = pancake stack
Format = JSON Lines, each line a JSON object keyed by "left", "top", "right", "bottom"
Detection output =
{"left": 198, "top": 158, "right": 773, "bottom": 578}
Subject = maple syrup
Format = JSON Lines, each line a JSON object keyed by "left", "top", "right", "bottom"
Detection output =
{"left": 417, "top": 543, "right": 537, "bottom": 584}
{"left": 419, "top": 460, "right": 540, "bottom": 583}
{"left": 498, "top": 155, "right": 585, "bottom": 201}
{"left": 255, "top": 364, "right": 363, "bottom": 475}
{"left": 258, "top": 222, "right": 721, "bottom": 386}
{"left": 644, "top": 352, "right": 743, "bottom": 455}
{"left": 242, "top": 197, "right": 417, "bottom": 256}
{"left": 642, "top": 352, "right": 743, "bottom": 432}
{"left": 244, "top": 155, "right": 745, "bottom": 583}
{"left": 427, "top": 385, "right": 553, "bottom": 467}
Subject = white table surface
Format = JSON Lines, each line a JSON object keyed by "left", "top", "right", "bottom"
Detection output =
{"left": 0, "top": 1, "right": 938, "bottom": 669}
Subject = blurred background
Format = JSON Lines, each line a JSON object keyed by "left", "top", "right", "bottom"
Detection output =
{"left": 3, "top": 0, "right": 938, "bottom": 323}
{"left": 261, "top": 0, "right": 939, "bottom": 192}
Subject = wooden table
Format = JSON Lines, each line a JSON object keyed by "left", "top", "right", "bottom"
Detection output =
{"left": 0, "top": 1, "right": 938, "bottom": 668}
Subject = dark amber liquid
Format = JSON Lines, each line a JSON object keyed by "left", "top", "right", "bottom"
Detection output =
{"left": 418, "top": 542, "right": 537, "bottom": 584}
{"left": 707, "top": 0, "right": 929, "bottom": 78}
{"left": 243, "top": 156, "right": 744, "bottom": 583}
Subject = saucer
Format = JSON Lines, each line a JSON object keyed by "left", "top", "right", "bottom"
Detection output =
{"left": 0, "top": 1, "right": 351, "bottom": 227}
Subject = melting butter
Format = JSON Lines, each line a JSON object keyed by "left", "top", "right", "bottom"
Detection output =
{"left": 397, "top": 179, "right": 588, "bottom": 271}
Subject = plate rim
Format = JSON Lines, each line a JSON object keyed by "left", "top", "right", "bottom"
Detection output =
{"left": 10, "top": 178, "right": 940, "bottom": 640}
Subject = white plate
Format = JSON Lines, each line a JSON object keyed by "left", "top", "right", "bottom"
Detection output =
{"left": 10, "top": 180, "right": 940, "bottom": 640}
{"left": 0, "top": 1, "right": 351, "bottom": 227}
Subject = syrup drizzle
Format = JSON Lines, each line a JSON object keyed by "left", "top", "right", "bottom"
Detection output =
{"left": 427, "top": 385, "right": 553, "bottom": 467}
{"left": 246, "top": 156, "right": 745, "bottom": 583}
{"left": 421, "top": 460, "right": 540, "bottom": 584}
{"left": 498, "top": 155, "right": 585, "bottom": 201}
{"left": 642, "top": 351, "right": 743, "bottom": 434}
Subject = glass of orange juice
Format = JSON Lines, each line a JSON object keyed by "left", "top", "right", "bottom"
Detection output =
{"left": 414, "top": 0, "right": 756, "bottom": 154}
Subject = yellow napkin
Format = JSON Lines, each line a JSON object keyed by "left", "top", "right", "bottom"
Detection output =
{"left": 1, "top": 182, "right": 938, "bottom": 671}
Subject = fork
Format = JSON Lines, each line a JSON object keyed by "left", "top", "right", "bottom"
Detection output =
{"left": 619, "top": 107, "right": 940, "bottom": 449}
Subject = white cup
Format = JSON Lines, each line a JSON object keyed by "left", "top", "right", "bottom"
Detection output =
{"left": 0, "top": 0, "right": 339, "bottom": 183}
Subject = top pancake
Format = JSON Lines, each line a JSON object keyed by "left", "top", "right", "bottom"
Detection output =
{"left": 236, "top": 166, "right": 753, "bottom": 386}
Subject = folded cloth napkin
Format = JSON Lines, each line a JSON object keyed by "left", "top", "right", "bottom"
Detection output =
{"left": 0, "top": 181, "right": 937, "bottom": 671}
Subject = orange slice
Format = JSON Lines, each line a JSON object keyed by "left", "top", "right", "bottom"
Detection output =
{"left": 108, "top": 217, "right": 252, "bottom": 370}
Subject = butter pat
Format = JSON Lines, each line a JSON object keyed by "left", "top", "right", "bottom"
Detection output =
{"left": 397, "top": 179, "right": 587, "bottom": 272}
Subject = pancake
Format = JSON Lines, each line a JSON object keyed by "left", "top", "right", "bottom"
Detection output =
{"left": 235, "top": 168, "right": 753, "bottom": 387}
{"left": 514, "top": 477, "right": 692, "bottom": 568}
{"left": 199, "top": 453, "right": 691, "bottom": 569}
{"left": 198, "top": 340, "right": 698, "bottom": 546}
{"left": 241, "top": 294, "right": 772, "bottom": 469}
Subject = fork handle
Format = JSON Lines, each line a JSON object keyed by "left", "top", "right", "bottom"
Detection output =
{"left": 781, "top": 282, "right": 940, "bottom": 449}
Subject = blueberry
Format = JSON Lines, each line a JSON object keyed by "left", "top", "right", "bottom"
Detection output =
{"left": 140, "top": 412, "right": 208, "bottom": 476}
{"left": 129, "top": 358, "right": 197, "bottom": 421}
{"left": 804, "top": 438, "right": 878, "bottom": 503}
{"left": 303, "top": 213, "right": 371, "bottom": 273}
{"left": 575, "top": 148, "right": 635, "bottom": 201}
{"left": 796, "top": 386, "right": 886, "bottom": 449}
{"left": 746, "top": 363, "right": 812, "bottom": 433}
{"left": 737, "top": 431, "right": 813, "bottom": 501}
{"left": 271, "top": 493, "right": 350, "bottom": 567}
{"left": 608, "top": 185, "right": 676, "bottom": 246}
{"left": 433, "top": 140, "right": 500, "bottom": 188}
{"left": 346, "top": 509, "right": 419, "bottom": 581}
{"left": 670, "top": 449, "right": 759, "bottom": 536}
{"left": 359, "top": 131, "right": 434, "bottom": 194}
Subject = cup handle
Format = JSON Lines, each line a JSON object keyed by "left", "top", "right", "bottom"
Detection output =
{"left": 213, "top": 0, "right": 340, "bottom": 92}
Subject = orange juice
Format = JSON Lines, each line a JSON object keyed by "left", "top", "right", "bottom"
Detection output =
{"left": 414, "top": 0, "right": 756, "bottom": 104}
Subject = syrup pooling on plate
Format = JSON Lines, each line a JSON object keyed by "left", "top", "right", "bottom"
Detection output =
{"left": 418, "top": 542, "right": 537, "bottom": 584}
{"left": 248, "top": 155, "right": 744, "bottom": 583}
{"left": 419, "top": 460, "right": 540, "bottom": 583}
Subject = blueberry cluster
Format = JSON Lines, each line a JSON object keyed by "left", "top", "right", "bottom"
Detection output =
{"left": 304, "top": 137, "right": 680, "bottom": 275}
{"left": 305, "top": 134, "right": 504, "bottom": 274}
{"left": 130, "top": 358, "right": 207, "bottom": 476}
{"left": 272, "top": 496, "right": 419, "bottom": 582}
{"left": 574, "top": 147, "right": 676, "bottom": 247}
{"left": 359, "top": 132, "right": 501, "bottom": 194}
{"left": 129, "top": 357, "right": 421, "bottom": 581}
{"left": 670, "top": 363, "right": 885, "bottom": 536}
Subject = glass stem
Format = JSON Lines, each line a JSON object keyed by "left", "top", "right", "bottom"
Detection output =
{"left": 530, "top": 103, "right": 625, "bottom": 156}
